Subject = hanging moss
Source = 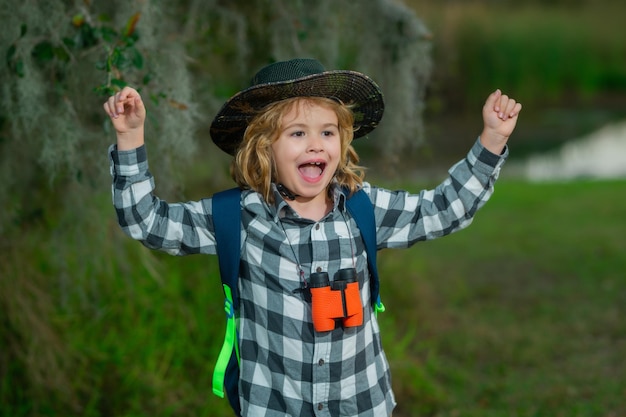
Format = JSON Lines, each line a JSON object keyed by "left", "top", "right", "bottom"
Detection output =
{"left": 0, "top": 0, "right": 431, "bottom": 415}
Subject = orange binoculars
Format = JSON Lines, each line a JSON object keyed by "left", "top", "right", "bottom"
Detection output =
{"left": 309, "top": 268, "right": 363, "bottom": 332}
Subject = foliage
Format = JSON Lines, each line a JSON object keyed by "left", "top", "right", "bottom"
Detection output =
{"left": 0, "top": 0, "right": 432, "bottom": 232}
{"left": 0, "top": 1, "right": 196, "bottom": 236}
{"left": 3, "top": 0, "right": 623, "bottom": 415}
{"left": 406, "top": 0, "right": 626, "bottom": 113}
{"left": 183, "top": 0, "right": 433, "bottom": 161}
{"left": 0, "top": 0, "right": 431, "bottom": 415}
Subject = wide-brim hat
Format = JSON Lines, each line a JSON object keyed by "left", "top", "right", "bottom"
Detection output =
{"left": 210, "top": 58, "right": 385, "bottom": 155}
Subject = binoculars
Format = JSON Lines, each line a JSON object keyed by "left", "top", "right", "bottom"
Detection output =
{"left": 309, "top": 268, "right": 363, "bottom": 332}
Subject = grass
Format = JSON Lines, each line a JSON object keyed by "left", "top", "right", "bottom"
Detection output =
{"left": 376, "top": 179, "right": 626, "bottom": 416}
{"left": 3, "top": 179, "right": 625, "bottom": 416}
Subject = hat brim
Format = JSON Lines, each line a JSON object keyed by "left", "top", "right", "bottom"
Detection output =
{"left": 210, "top": 70, "right": 384, "bottom": 155}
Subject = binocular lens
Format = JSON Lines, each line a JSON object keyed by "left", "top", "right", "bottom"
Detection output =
{"left": 309, "top": 272, "right": 330, "bottom": 288}
{"left": 336, "top": 268, "right": 357, "bottom": 283}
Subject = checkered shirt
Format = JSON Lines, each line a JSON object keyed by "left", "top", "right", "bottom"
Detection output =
{"left": 109, "top": 138, "right": 507, "bottom": 416}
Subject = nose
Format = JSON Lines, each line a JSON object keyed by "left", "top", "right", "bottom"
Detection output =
{"left": 306, "top": 134, "right": 325, "bottom": 153}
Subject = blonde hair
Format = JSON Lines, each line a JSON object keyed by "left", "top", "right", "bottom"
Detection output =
{"left": 231, "top": 97, "right": 365, "bottom": 204}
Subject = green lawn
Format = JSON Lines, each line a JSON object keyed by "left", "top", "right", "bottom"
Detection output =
{"left": 2, "top": 180, "right": 625, "bottom": 417}
{"left": 377, "top": 179, "right": 626, "bottom": 416}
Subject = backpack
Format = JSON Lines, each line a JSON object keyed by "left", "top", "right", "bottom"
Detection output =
{"left": 210, "top": 187, "right": 385, "bottom": 416}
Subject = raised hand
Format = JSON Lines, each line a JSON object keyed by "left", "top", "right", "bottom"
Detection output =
{"left": 103, "top": 86, "right": 146, "bottom": 150}
{"left": 480, "top": 89, "right": 522, "bottom": 155}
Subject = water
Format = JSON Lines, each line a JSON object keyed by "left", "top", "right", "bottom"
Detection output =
{"left": 507, "top": 120, "right": 626, "bottom": 181}
{"left": 364, "top": 105, "right": 626, "bottom": 183}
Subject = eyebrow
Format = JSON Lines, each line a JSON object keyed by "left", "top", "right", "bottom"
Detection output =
{"left": 282, "top": 122, "right": 339, "bottom": 131}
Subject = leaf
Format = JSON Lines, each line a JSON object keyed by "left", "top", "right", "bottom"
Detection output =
{"left": 97, "top": 13, "right": 112, "bottom": 23}
{"left": 94, "top": 84, "right": 116, "bottom": 97}
{"left": 14, "top": 60, "right": 25, "bottom": 77}
{"left": 72, "top": 14, "right": 85, "bottom": 28}
{"left": 112, "top": 49, "right": 130, "bottom": 70}
{"left": 77, "top": 23, "right": 99, "bottom": 49}
{"left": 31, "top": 41, "right": 55, "bottom": 64}
{"left": 98, "top": 26, "right": 118, "bottom": 43}
{"left": 129, "top": 47, "right": 143, "bottom": 69}
{"left": 110, "top": 78, "right": 128, "bottom": 90}
{"left": 168, "top": 99, "right": 188, "bottom": 110}
{"left": 6, "top": 44, "right": 16, "bottom": 62}
{"left": 142, "top": 73, "right": 153, "bottom": 85}
{"left": 124, "top": 13, "right": 141, "bottom": 37}
{"left": 62, "top": 37, "right": 76, "bottom": 49}
{"left": 149, "top": 92, "right": 166, "bottom": 105}
{"left": 54, "top": 46, "right": 70, "bottom": 63}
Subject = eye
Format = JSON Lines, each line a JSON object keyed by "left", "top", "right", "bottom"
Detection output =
{"left": 322, "top": 130, "right": 336, "bottom": 137}
{"left": 290, "top": 130, "right": 305, "bottom": 137}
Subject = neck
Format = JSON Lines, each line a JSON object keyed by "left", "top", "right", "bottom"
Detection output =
{"left": 280, "top": 189, "right": 333, "bottom": 222}
{"left": 288, "top": 198, "right": 332, "bottom": 222}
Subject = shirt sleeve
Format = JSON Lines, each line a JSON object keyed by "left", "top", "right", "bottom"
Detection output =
{"left": 365, "top": 137, "right": 508, "bottom": 249}
{"left": 108, "top": 144, "right": 218, "bottom": 256}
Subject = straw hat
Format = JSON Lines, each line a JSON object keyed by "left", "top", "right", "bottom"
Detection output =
{"left": 210, "top": 58, "right": 385, "bottom": 155}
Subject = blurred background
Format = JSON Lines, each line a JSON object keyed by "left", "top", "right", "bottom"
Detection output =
{"left": 1, "top": 0, "right": 624, "bottom": 416}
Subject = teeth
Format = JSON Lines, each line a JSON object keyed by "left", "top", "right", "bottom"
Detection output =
{"left": 301, "top": 162, "right": 323, "bottom": 168}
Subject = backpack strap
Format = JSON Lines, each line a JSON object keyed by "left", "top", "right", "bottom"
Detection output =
{"left": 213, "top": 187, "right": 242, "bottom": 305}
{"left": 211, "top": 187, "right": 242, "bottom": 416}
{"left": 345, "top": 188, "right": 385, "bottom": 314}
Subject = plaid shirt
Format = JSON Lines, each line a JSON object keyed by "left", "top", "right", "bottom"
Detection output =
{"left": 109, "top": 138, "right": 507, "bottom": 416}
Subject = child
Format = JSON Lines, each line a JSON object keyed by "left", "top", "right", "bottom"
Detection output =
{"left": 104, "top": 58, "right": 521, "bottom": 417}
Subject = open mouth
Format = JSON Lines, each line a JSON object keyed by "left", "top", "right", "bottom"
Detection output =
{"left": 298, "top": 161, "right": 326, "bottom": 179}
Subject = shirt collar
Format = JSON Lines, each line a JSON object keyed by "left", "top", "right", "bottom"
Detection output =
{"left": 269, "top": 183, "right": 347, "bottom": 222}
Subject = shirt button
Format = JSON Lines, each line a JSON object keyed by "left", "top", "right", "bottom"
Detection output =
{"left": 315, "top": 223, "right": 320, "bottom": 230}
{"left": 318, "top": 358, "right": 324, "bottom": 366}
{"left": 316, "top": 266, "right": 322, "bottom": 273}
{"left": 317, "top": 403, "right": 324, "bottom": 411}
